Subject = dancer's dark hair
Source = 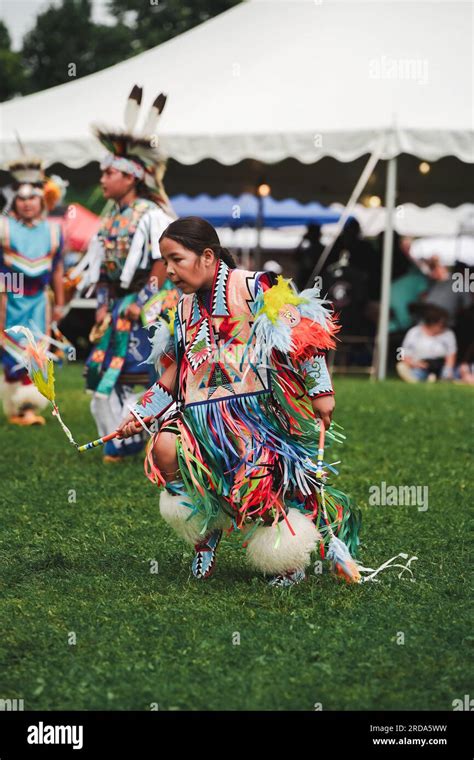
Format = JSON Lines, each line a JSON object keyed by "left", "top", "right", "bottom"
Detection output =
{"left": 159, "top": 216, "right": 237, "bottom": 269}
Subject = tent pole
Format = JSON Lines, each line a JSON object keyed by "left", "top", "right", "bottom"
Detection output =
{"left": 310, "top": 143, "right": 382, "bottom": 282}
{"left": 376, "top": 155, "right": 397, "bottom": 380}
{"left": 254, "top": 193, "right": 263, "bottom": 271}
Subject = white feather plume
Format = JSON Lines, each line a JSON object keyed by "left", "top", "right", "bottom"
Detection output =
{"left": 124, "top": 85, "right": 143, "bottom": 133}
{"left": 142, "top": 93, "right": 167, "bottom": 136}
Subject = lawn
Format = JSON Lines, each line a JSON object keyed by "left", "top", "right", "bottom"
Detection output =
{"left": 0, "top": 363, "right": 472, "bottom": 711}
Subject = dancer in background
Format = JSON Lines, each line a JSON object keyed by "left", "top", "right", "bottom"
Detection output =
{"left": 0, "top": 157, "right": 64, "bottom": 425}
{"left": 69, "top": 86, "right": 179, "bottom": 462}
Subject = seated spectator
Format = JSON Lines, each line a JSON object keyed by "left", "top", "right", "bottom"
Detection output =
{"left": 396, "top": 305, "right": 457, "bottom": 383}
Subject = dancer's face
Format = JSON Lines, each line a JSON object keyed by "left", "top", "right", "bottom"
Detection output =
{"left": 15, "top": 195, "right": 42, "bottom": 221}
{"left": 100, "top": 167, "right": 135, "bottom": 201}
{"left": 160, "top": 237, "right": 217, "bottom": 294}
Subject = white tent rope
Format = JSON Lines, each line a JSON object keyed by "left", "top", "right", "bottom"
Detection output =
{"left": 309, "top": 133, "right": 385, "bottom": 283}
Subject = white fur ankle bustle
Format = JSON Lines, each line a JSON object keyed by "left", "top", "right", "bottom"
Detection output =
{"left": 13, "top": 383, "right": 48, "bottom": 413}
{"left": 159, "top": 491, "right": 232, "bottom": 545}
{"left": 159, "top": 491, "right": 204, "bottom": 545}
{"left": 246, "top": 508, "right": 320, "bottom": 575}
{"left": 1, "top": 378, "right": 48, "bottom": 417}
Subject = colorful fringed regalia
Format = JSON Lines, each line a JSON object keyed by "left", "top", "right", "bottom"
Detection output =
{"left": 0, "top": 155, "right": 64, "bottom": 425}
{"left": 131, "top": 258, "right": 370, "bottom": 586}
{"left": 67, "top": 85, "right": 179, "bottom": 459}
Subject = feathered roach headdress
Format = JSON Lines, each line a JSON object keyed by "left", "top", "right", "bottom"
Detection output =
{"left": 93, "top": 85, "right": 171, "bottom": 206}
{"left": 5, "top": 133, "right": 45, "bottom": 191}
{"left": 7, "top": 157, "right": 45, "bottom": 186}
{"left": 3, "top": 135, "right": 65, "bottom": 213}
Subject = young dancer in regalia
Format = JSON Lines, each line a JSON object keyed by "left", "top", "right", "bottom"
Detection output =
{"left": 0, "top": 158, "right": 64, "bottom": 426}
{"left": 69, "top": 86, "right": 179, "bottom": 462}
{"left": 117, "top": 216, "right": 362, "bottom": 587}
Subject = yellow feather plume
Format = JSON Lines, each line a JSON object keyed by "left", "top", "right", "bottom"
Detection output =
{"left": 167, "top": 306, "right": 176, "bottom": 336}
{"left": 31, "top": 359, "right": 55, "bottom": 404}
{"left": 257, "top": 276, "right": 306, "bottom": 323}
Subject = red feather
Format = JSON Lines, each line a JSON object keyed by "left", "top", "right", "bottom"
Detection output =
{"left": 290, "top": 316, "right": 340, "bottom": 362}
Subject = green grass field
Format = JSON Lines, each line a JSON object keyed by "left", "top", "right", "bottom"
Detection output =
{"left": 0, "top": 364, "right": 472, "bottom": 711}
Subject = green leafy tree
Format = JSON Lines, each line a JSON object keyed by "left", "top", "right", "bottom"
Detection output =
{"left": 108, "top": 0, "right": 242, "bottom": 52}
{"left": 21, "top": 0, "right": 135, "bottom": 94}
{"left": 4, "top": 0, "right": 242, "bottom": 96}
{"left": 0, "top": 21, "right": 27, "bottom": 101}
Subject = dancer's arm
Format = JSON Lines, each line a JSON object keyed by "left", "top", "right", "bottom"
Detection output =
{"left": 50, "top": 227, "right": 65, "bottom": 322}
{"left": 121, "top": 206, "right": 172, "bottom": 322}
{"left": 67, "top": 235, "right": 104, "bottom": 294}
{"left": 116, "top": 361, "right": 178, "bottom": 439}
{"left": 153, "top": 361, "right": 178, "bottom": 396}
{"left": 51, "top": 260, "right": 65, "bottom": 323}
{"left": 299, "top": 351, "right": 335, "bottom": 429}
{"left": 120, "top": 208, "right": 168, "bottom": 290}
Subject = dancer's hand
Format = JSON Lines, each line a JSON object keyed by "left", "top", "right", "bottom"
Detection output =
{"left": 116, "top": 413, "right": 142, "bottom": 439}
{"left": 52, "top": 304, "right": 65, "bottom": 323}
{"left": 95, "top": 305, "right": 108, "bottom": 324}
{"left": 124, "top": 303, "right": 142, "bottom": 322}
{"left": 311, "top": 395, "right": 335, "bottom": 430}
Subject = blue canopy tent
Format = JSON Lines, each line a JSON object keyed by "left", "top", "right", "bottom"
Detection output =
{"left": 171, "top": 193, "right": 341, "bottom": 228}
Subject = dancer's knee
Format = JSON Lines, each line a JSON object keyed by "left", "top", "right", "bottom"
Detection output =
{"left": 152, "top": 430, "right": 179, "bottom": 478}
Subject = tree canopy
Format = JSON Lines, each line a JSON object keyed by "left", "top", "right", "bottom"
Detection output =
{"left": 0, "top": 0, "right": 241, "bottom": 100}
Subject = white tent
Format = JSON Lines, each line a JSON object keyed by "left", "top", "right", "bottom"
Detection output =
{"left": 329, "top": 203, "right": 474, "bottom": 239}
{"left": 0, "top": 0, "right": 472, "bottom": 166}
{"left": 218, "top": 203, "right": 474, "bottom": 249}
{"left": 1, "top": 0, "right": 472, "bottom": 377}
{"left": 409, "top": 235, "right": 474, "bottom": 266}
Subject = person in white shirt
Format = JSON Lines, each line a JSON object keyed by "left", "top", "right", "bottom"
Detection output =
{"left": 397, "top": 305, "right": 457, "bottom": 383}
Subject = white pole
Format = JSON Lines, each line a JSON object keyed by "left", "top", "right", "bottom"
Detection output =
{"left": 376, "top": 156, "right": 397, "bottom": 380}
